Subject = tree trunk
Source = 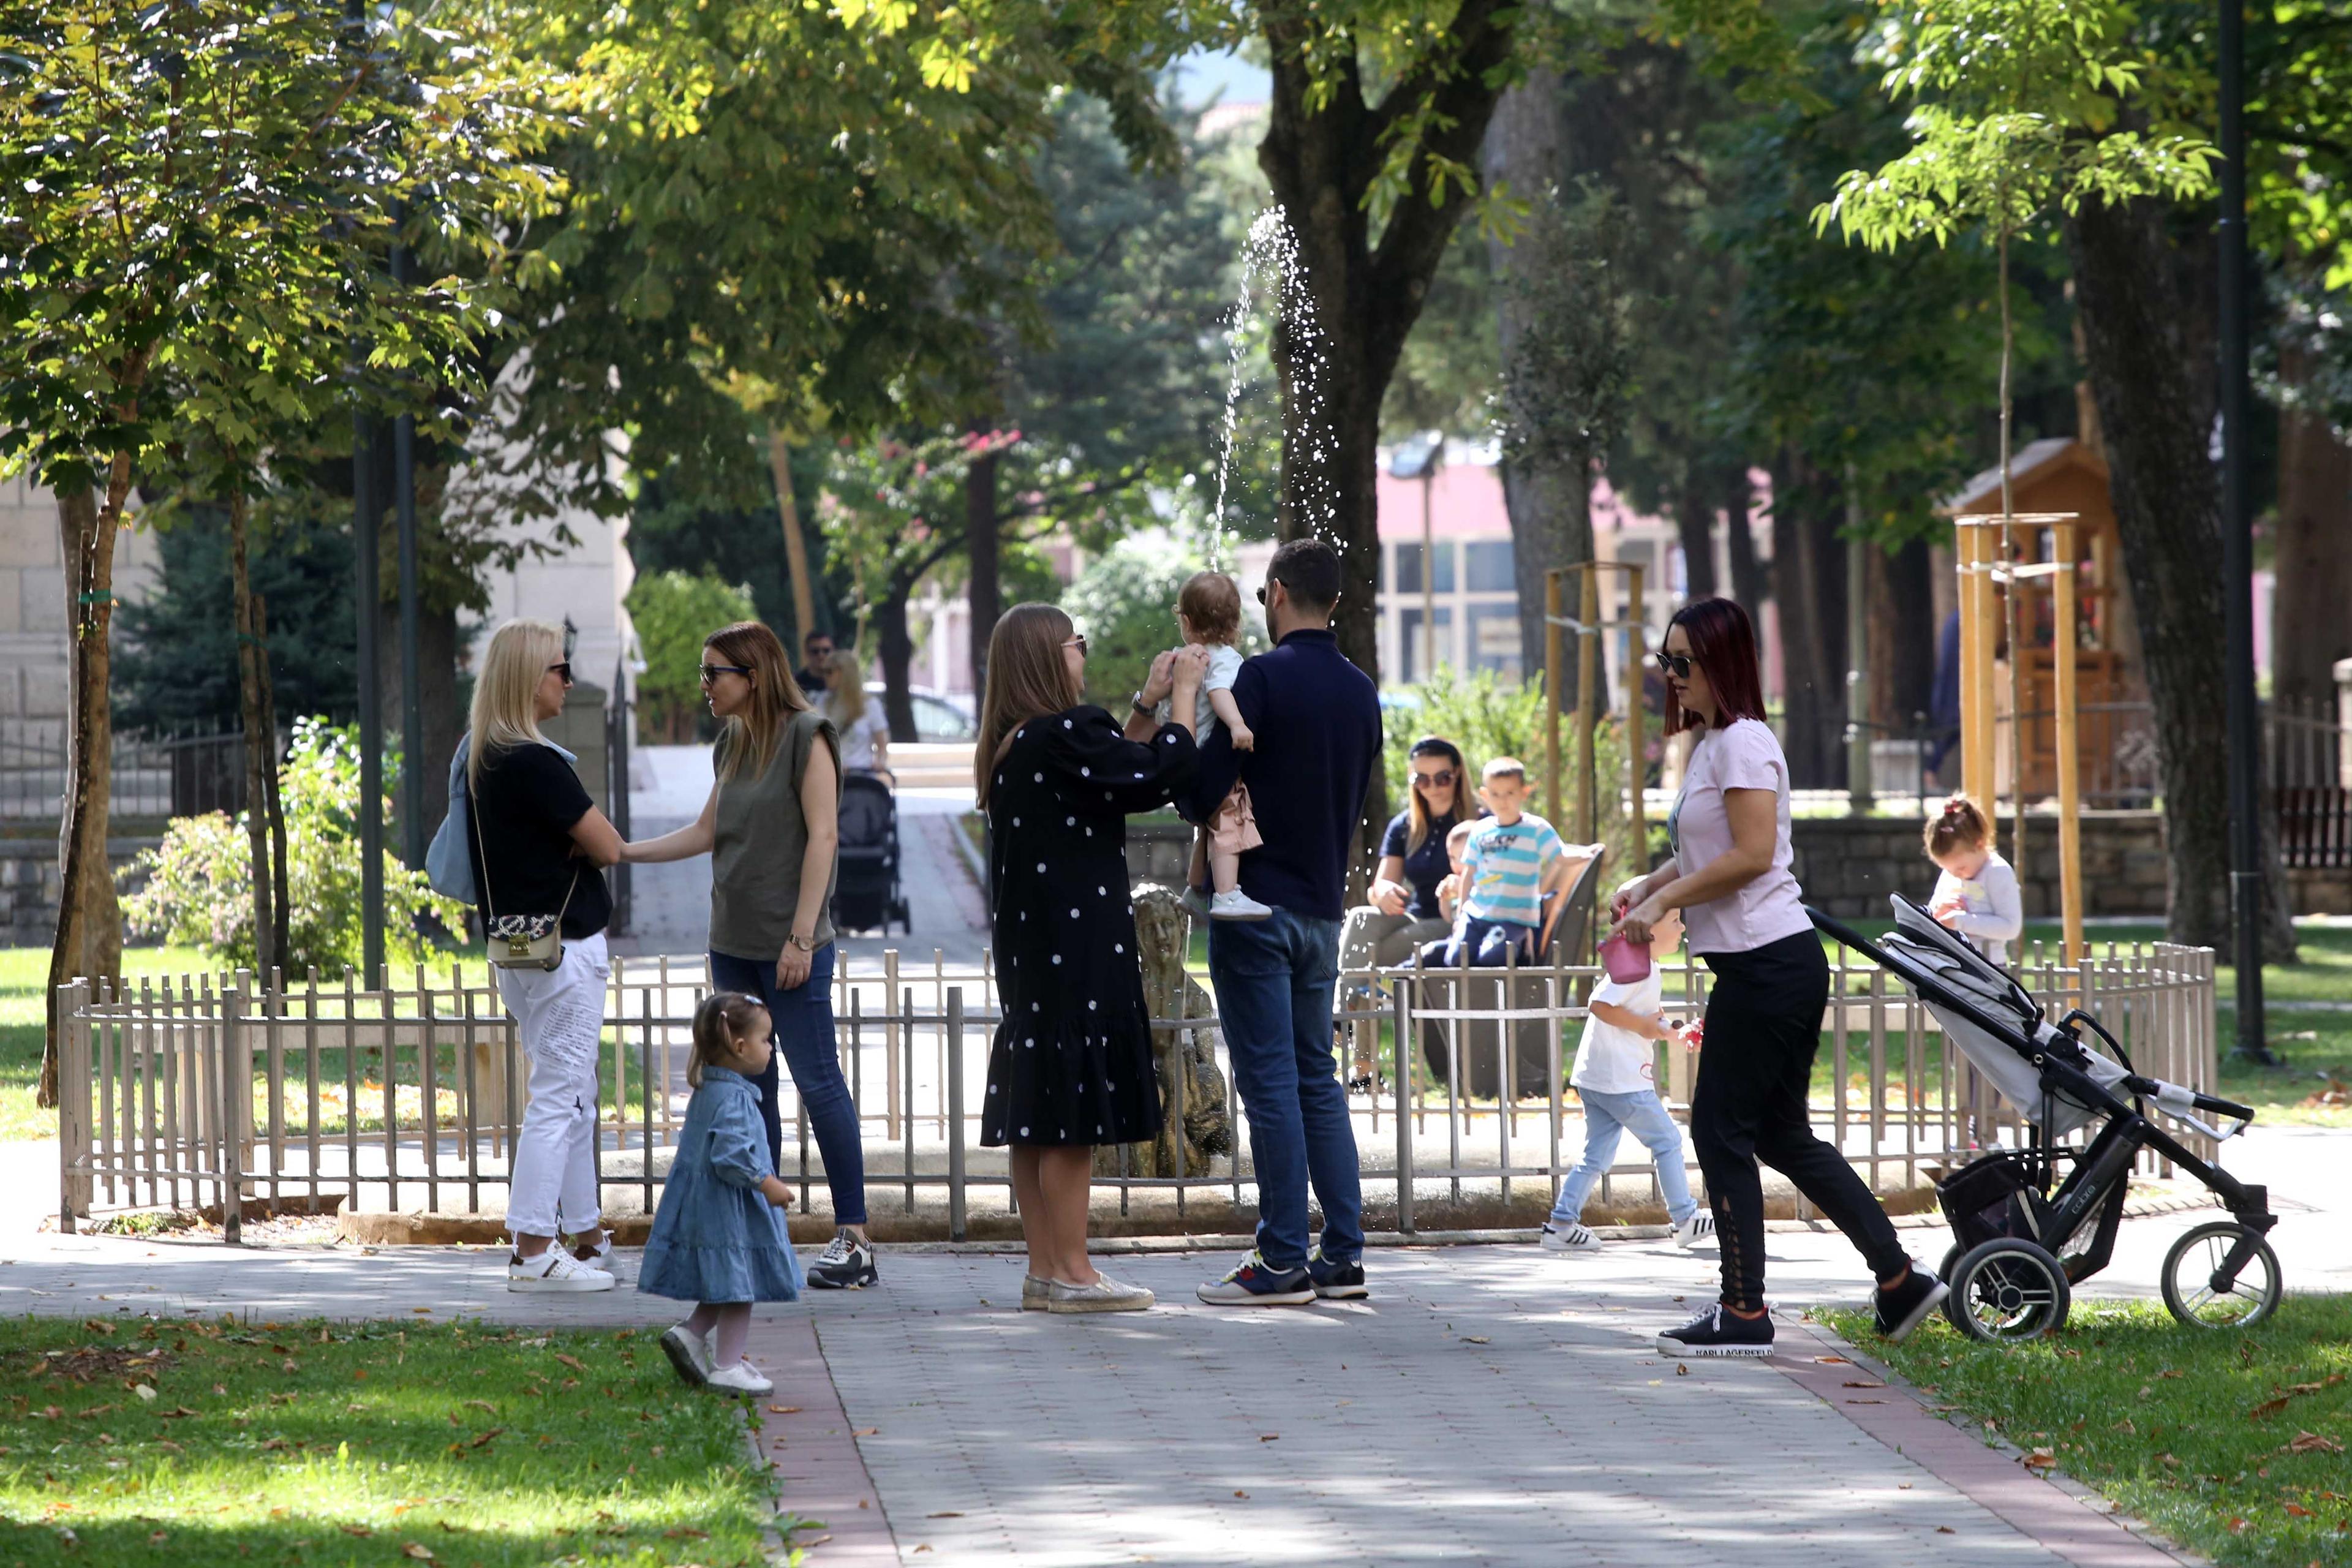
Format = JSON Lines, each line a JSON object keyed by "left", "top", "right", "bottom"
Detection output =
{"left": 2067, "top": 195, "right": 2295, "bottom": 956}
{"left": 767, "top": 426, "right": 818, "bottom": 654}
{"left": 1768, "top": 452, "right": 1847, "bottom": 789}
{"left": 228, "top": 488, "right": 277, "bottom": 981}
{"left": 1675, "top": 464, "right": 1718, "bottom": 602}
{"left": 2272, "top": 344, "right": 2352, "bottom": 713}
{"left": 1722, "top": 466, "right": 1766, "bottom": 615}
{"left": 42, "top": 464, "right": 129, "bottom": 1108}
{"left": 1869, "top": 537, "right": 1936, "bottom": 729}
{"left": 872, "top": 587, "right": 919, "bottom": 743}
{"left": 254, "top": 595, "right": 290, "bottom": 968}
{"left": 1482, "top": 69, "right": 1595, "bottom": 705}
{"left": 1257, "top": 1, "right": 1518, "bottom": 873}
{"left": 966, "top": 437, "right": 1000, "bottom": 710}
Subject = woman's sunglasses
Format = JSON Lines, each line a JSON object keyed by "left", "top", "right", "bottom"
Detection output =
{"left": 1652, "top": 650, "right": 1694, "bottom": 680}
{"left": 699, "top": 662, "right": 752, "bottom": 685}
{"left": 1063, "top": 635, "right": 1088, "bottom": 658}
{"left": 548, "top": 661, "right": 573, "bottom": 684}
{"left": 1412, "top": 767, "right": 1458, "bottom": 788}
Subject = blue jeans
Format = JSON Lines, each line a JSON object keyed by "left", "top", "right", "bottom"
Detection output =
{"left": 708, "top": 944, "right": 867, "bottom": 1226}
{"left": 1422, "top": 917, "right": 1538, "bottom": 968}
{"left": 1209, "top": 909, "right": 1361, "bottom": 1270}
{"left": 1547, "top": 1085, "right": 1697, "bottom": 1227}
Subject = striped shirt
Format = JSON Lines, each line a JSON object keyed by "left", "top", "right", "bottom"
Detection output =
{"left": 1460, "top": 812, "right": 1564, "bottom": 930}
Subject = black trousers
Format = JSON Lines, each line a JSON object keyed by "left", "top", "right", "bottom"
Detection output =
{"left": 1694, "top": 930, "right": 1910, "bottom": 1311}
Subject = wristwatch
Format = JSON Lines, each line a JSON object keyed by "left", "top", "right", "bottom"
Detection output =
{"left": 1131, "top": 690, "right": 1156, "bottom": 716}
{"left": 786, "top": 932, "right": 817, "bottom": 954}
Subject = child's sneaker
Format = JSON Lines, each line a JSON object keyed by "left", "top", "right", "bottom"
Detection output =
{"left": 1539, "top": 1221, "right": 1600, "bottom": 1252}
{"left": 659, "top": 1324, "right": 712, "bottom": 1386}
{"left": 706, "top": 1361, "right": 774, "bottom": 1397}
{"left": 1673, "top": 1212, "right": 1717, "bottom": 1250}
{"left": 1209, "top": 888, "right": 1274, "bottom": 921}
{"left": 1657, "top": 1303, "right": 1774, "bottom": 1358}
{"left": 1872, "top": 1264, "right": 1949, "bottom": 1343}
{"left": 507, "top": 1248, "right": 614, "bottom": 1292}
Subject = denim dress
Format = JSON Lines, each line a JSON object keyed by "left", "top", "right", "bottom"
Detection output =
{"left": 638, "top": 1066, "right": 803, "bottom": 1303}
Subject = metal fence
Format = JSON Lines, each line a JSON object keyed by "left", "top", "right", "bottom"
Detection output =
{"left": 0, "top": 720, "right": 248, "bottom": 821}
{"left": 55, "top": 937, "right": 2220, "bottom": 1240}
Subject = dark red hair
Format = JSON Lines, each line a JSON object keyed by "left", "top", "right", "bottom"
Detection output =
{"left": 1664, "top": 597, "right": 1768, "bottom": 736}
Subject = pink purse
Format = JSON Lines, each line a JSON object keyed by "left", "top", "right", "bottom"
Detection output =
{"left": 1597, "top": 932, "right": 1653, "bottom": 984}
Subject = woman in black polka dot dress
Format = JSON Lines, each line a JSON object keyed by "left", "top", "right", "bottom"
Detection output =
{"left": 973, "top": 603, "right": 1205, "bottom": 1313}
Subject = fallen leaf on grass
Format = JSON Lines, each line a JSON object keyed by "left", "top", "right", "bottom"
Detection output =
{"left": 133, "top": 1385, "right": 156, "bottom": 1402}
{"left": 552, "top": 1354, "right": 586, "bottom": 1373}
{"left": 401, "top": 1545, "right": 435, "bottom": 1561}
{"left": 2022, "top": 1448, "right": 2056, "bottom": 1469}
{"left": 2226, "top": 1518, "right": 2250, "bottom": 1534}
{"left": 464, "top": 1400, "right": 496, "bottom": 1415}
{"left": 2285, "top": 1432, "right": 2346, "bottom": 1455}
{"left": 339, "top": 1525, "right": 373, "bottom": 1537}
{"left": 2156, "top": 1453, "right": 2181, "bottom": 1468}
{"left": 662, "top": 1527, "right": 709, "bottom": 1540}
{"left": 2286, "top": 1504, "right": 2315, "bottom": 1518}
{"left": 153, "top": 1440, "right": 183, "bottom": 1455}
{"left": 467, "top": 1428, "right": 503, "bottom": 1450}
{"left": 157, "top": 1407, "right": 198, "bottom": 1418}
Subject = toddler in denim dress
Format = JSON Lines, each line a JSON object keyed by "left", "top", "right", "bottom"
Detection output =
{"left": 642, "top": 992, "right": 804, "bottom": 1397}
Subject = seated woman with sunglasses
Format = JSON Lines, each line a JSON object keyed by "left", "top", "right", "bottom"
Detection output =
{"left": 620, "top": 622, "right": 880, "bottom": 1292}
{"left": 1334, "top": 736, "right": 1472, "bottom": 1090}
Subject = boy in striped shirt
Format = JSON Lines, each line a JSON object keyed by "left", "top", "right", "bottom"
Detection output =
{"left": 1428, "top": 758, "right": 1570, "bottom": 966}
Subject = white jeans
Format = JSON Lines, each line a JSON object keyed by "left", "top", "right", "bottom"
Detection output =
{"left": 499, "top": 931, "right": 608, "bottom": 1238}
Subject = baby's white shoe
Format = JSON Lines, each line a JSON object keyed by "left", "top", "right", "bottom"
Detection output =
{"left": 1209, "top": 889, "right": 1273, "bottom": 921}
{"left": 706, "top": 1360, "right": 774, "bottom": 1397}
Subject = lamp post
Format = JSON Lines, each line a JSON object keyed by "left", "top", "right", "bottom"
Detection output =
{"left": 393, "top": 215, "right": 425, "bottom": 872}
{"left": 1392, "top": 433, "right": 1444, "bottom": 680}
{"left": 2218, "top": 0, "right": 2275, "bottom": 1064}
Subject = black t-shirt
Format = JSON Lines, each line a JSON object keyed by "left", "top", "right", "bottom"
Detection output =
{"left": 1381, "top": 807, "right": 1463, "bottom": 921}
{"left": 467, "top": 742, "right": 612, "bottom": 940}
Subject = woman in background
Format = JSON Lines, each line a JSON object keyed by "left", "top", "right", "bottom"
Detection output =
{"left": 825, "top": 647, "right": 891, "bottom": 780}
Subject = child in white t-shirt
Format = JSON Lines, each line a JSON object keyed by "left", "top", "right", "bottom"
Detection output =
{"left": 1170, "top": 571, "right": 1271, "bottom": 921}
{"left": 1539, "top": 907, "right": 1715, "bottom": 1253}
{"left": 1923, "top": 794, "right": 2022, "bottom": 966}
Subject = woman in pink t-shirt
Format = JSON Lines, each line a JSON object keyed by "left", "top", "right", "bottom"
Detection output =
{"left": 1611, "top": 597, "right": 1944, "bottom": 1359}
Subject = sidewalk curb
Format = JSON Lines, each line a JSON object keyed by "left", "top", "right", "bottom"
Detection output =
{"left": 1782, "top": 1316, "right": 2216, "bottom": 1567}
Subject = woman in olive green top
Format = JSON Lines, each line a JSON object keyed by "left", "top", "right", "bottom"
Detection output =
{"left": 622, "top": 620, "right": 877, "bottom": 1290}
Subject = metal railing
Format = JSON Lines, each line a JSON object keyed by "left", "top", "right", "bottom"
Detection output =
{"left": 0, "top": 720, "right": 251, "bottom": 821}
{"left": 55, "top": 937, "right": 2220, "bottom": 1239}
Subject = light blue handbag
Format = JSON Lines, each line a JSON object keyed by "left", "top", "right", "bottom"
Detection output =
{"left": 425, "top": 733, "right": 579, "bottom": 904}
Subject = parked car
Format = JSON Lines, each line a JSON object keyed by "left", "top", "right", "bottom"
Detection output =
{"left": 865, "top": 682, "right": 976, "bottom": 743}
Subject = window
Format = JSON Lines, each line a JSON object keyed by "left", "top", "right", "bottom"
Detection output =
{"left": 1465, "top": 540, "right": 1515, "bottom": 593}
{"left": 1393, "top": 541, "right": 1455, "bottom": 595}
{"left": 1397, "top": 607, "right": 1454, "bottom": 685}
{"left": 1468, "top": 603, "right": 1523, "bottom": 680}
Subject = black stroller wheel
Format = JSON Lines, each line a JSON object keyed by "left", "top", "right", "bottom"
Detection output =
{"left": 2159, "top": 1221, "right": 2282, "bottom": 1330}
{"left": 1936, "top": 1244, "right": 1967, "bottom": 1331}
{"left": 1950, "top": 1238, "right": 2071, "bottom": 1345}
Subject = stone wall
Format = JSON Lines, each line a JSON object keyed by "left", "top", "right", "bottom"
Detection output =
{"left": 0, "top": 832, "right": 164, "bottom": 948}
{"left": 1790, "top": 812, "right": 2169, "bottom": 918}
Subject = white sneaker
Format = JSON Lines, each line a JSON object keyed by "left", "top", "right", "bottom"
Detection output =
{"left": 706, "top": 1361, "right": 774, "bottom": 1397}
{"left": 1539, "top": 1222, "right": 1600, "bottom": 1253}
{"left": 659, "top": 1324, "right": 712, "bottom": 1386}
{"left": 507, "top": 1248, "right": 616, "bottom": 1292}
{"left": 1209, "top": 888, "right": 1275, "bottom": 921}
{"left": 562, "top": 1226, "right": 614, "bottom": 1267}
{"left": 1675, "top": 1212, "right": 1717, "bottom": 1250}
{"left": 1047, "top": 1275, "right": 1156, "bottom": 1314}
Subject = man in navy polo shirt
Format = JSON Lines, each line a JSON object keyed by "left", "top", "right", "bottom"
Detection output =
{"left": 1185, "top": 538, "right": 1383, "bottom": 1306}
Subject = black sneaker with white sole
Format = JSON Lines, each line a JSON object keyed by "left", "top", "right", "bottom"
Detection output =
{"left": 1306, "top": 1246, "right": 1368, "bottom": 1300}
{"left": 1656, "top": 1303, "right": 1774, "bottom": 1358}
{"left": 1872, "top": 1264, "right": 1948, "bottom": 1342}
{"left": 806, "top": 1229, "right": 880, "bottom": 1290}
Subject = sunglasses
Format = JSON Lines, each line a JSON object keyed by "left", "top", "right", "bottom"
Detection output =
{"left": 699, "top": 663, "right": 752, "bottom": 684}
{"left": 1412, "top": 767, "right": 1458, "bottom": 788}
{"left": 1653, "top": 650, "right": 1694, "bottom": 680}
{"left": 548, "top": 661, "right": 573, "bottom": 684}
{"left": 1063, "top": 635, "right": 1088, "bottom": 658}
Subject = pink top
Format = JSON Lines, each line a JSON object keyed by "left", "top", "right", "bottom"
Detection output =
{"left": 1667, "top": 718, "right": 1812, "bottom": 956}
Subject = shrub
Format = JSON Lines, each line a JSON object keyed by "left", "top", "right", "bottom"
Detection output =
{"left": 627, "top": 567, "right": 758, "bottom": 740}
{"left": 121, "top": 718, "right": 469, "bottom": 978}
{"left": 1386, "top": 666, "right": 1651, "bottom": 881}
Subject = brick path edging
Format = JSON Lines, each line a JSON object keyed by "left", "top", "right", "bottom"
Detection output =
{"left": 741, "top": 1312, "right": 898, "bottom": 1566}
{"left": 1772, "top": 1314, "right": 2214, "bottom": 1568}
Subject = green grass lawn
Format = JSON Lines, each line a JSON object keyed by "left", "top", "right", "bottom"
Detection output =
{"left": 0, "top": 948, "right": 209, "bottom": 1142}
{"left": 0, "top": 1316, "right": 793, "bottom": 1567}
{"left": 1820, "top": 1296, "right": 2352, "bottom": 1568}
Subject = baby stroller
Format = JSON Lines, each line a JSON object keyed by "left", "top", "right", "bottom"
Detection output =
{"left": 1810, "top": 897, "right": 2279, "bottom": 1345}
{"left": 832, "top": 771, "right": 911, "bottom": 935}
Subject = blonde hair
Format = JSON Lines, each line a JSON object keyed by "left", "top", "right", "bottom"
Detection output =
{"left": 1926, "top": 793, "right": 1992, "bottom": 858}
{"left": 690, "top": 992, "right": 770, "bottom": 1088}
{"left": 826, "top": 647, "right": 868, "bottom": 726}
{"left": 467, "top": 619, "right": 564, "bottom": 788}
{"left": 973, "top": 603, "right": 1083, "bottom": 810}
{"left": 706, "top": 621, "right": 810, "bottom": 783}
{"left": 1178, "top": 570, "right": 1242, "bottom": 646}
